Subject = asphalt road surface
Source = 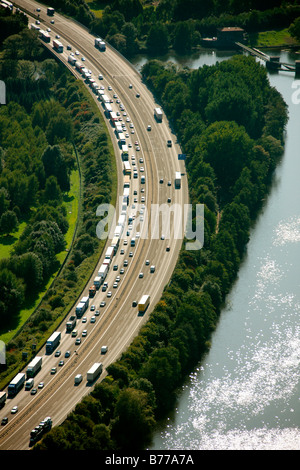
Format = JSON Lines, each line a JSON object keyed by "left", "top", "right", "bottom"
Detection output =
{"left": 0, "top": 0, "right": 189, "bottom": 450}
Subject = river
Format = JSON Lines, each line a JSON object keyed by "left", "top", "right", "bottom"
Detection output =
{"left": 133, "top": 49, "right": 300, "bottom": 450}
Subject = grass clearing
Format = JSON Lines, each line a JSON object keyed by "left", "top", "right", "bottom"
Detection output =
{"left": 249, "top": 28, "right": 299, "bottom": 47}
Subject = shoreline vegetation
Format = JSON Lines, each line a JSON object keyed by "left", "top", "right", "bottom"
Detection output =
{"left": 0, "top": 1, "right": 291, "bottom": 450}
{"left": 0, "top": 14, "right": 116, "bottom": 388}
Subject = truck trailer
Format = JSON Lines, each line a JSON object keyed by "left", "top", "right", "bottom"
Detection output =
{"left": 53, "top": 39, "right": 63, "bottom": 53}
{"left": 138, "top": 295, "right": 150, "bottom": 313}
{"left": 175, "top": 171, "right": 181, "bottom": 189}
{"left": 95, "top": 38, "right": 106, "bottom": 51}
{"left": 93, "top": 276, "right": 102, "bottom": 289}
{"left": 154, "top": 107, "right": 163, "bottom": 122}
{"left": 0, "top": 391, "right": 6, "bottom": 408}
{"left": 75, "top": 296, "right": 89, "bottom": 318}
{"left": 46, "top": 331, "right": 61, "bottom": 354}
{"left": 26, "top": 356, "right": 42, "bottom": 378}
{"left": 87, "top": 362, "right": 103, "bottom": 382}
{"left": 98, "top": 264, "right": 109, "bottom": 281}
{"left": 8, "top": 373, "right": 25, "bottom": 397}
{"left": 66, "top": 315, "right": 77, "bottom": 333}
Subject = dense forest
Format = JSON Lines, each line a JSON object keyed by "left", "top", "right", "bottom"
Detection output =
{"left": 45, "top": 0, "right": 300, "bottom": 56}
{"left": 35, "top": 53, "right": 287, "bottom": 449}
{"left": 0, "top": 9, "right": 115, "bottom": 383}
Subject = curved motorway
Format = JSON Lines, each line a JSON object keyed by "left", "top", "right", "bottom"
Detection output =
{"left": 0, "top": 0, "right": 188, "bottom": 450}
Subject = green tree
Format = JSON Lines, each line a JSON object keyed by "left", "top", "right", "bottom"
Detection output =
{"left": 0, "top": 210, "right": 18, "bottom": 234}
{"left": 0, "top": 268, "right": 25, "bottom": 324}
{"left": 111, "top": 387, "right": 156, "bottom": 448}
{"left": 199, "top": 120, "right": 253, "bottom": 191}
{"left": 42, "top": 145, "right": 70, "bottom": 191}
{"left": 146, "top": 23, "right": 169, "bottom": 55}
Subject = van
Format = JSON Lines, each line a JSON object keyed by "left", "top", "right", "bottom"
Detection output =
{"left": 71, "top": 330, "right": 78, "bottom": 337}
{"left": 74, "top": 374, "right": 83, "bottom": 385}
{"left": 150, "top": 265, "right": 156, "bottom": 273}
{"left": 141, "top": 175, "right": 145, "bottom": 184}
{"left": 131, "top": 238, "right": 135, "bottom": 247}
{"left": 25, "top": 379, "right": 34, "bottom": 390}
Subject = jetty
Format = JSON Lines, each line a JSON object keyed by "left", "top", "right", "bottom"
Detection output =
{"left": 235, "top": 42, "right": 300, "bottom": 76}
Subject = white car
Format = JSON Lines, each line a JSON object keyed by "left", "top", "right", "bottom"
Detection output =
{"left": 107, "top": 291, "right": 112, "bottom": 298}
{"left": 101, "top": 345, "right": 108, "bottom": 354}
{"left": 11, "top": 406, "right": 18, "bottom": 414}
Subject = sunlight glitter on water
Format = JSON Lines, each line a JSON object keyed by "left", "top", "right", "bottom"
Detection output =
{"left": 158, "top": 321, "right": 300, "bottom": 449}
{"left": 273, "top": 216, "right": 300, "bottom": 246}
{"left": 155, "top": 219, "right": 300, "bottom": 450}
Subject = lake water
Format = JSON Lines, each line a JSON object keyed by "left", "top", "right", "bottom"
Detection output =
{"left": 134, "top": 49, "right": 300, "bottom": 450}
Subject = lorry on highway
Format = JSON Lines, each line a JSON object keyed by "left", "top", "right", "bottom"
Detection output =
{"left": 93, "top": 276, "right": 102, "bottom": 289}
{"left": 74, "top": 374, "right": 83, "bottom": 385}
{"left": 95, "top": 38, "right": 106, "bottom": 51}
{"left": 154, "top": 107, "right": 163, "bottom": 122}
{"left": 111, "top": 236, "right": 120, "bottom": 254}
{"left": 46, "top": 331, "right": 61, "bottom": 354}
{"left": 26, "top": 356, "right": 42, "bottom": 378}
{"left": 138, "top": 295, "right": 150, "bottom": 314}
{"left": 89, "top": 285, "right": 96, "bottom": 298}
{"left": 53, "top": 39, "right": 63, "bottom": 53}
{"left": 118, "top": 133, "right": 126, "bottom": 146}
{"left": 66, "top": 315, "right": 77, "bottom": 333}
{"left": 7, "top": 372, "right": 26, "bottom": 397}
{"left": 75, "top": 296, "right": 89, "bottom": 318}
{"left": 105, "top": 246, "right": 114, "bottom": 261}
{"left": 68, "top": 55, "right": 77, "bottom": 66}
{"left": 87, "top": 362, "right": 103, "bottom": 382}
{"left": 121, "top": 145, "right": 129, "bottom": 161}
{"left": 124, "top": 175, "right": 130, "bottom": 188}
{"left": 110, "top": 111, "right": 118, "bottom": 125}
{"left": 0, "top": 391, "right": 6, "bottom": 408}
{"left": 115, "top": 124, "right": 123, "bottom": 134}
{"left": 40, "top": 30, "right": 51, "bottom": 43}
{"left": 98, "top": 263, "right": 109, "bottom": 281}
{"left": 175, "top": 171, "right": 181, "bottom": 189}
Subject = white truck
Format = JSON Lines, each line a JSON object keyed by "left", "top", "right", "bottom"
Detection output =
{"left": 175, "top": 171, "right": 181, "bottom": 189}
{"left": 74, "top": 374, "right": 83, "bottom": 385}
{"left": 26, "top": 356, "right": 42, "bottom": 378}
{"left": 95, "top": 38, "right": 106, "bottom": 51}
{"left": 93, "top": 276, "right": 102, "bottom": 289}
{"left": 154, "top": 107, "right": 163, "bottom": 122}
{"left": 75, "top": 296, "right": 89, "bottom": 318}
{"left": 87, "top": 363, "right": 103, "bottom": 382}
{"left": 98, "top": 263, "right": 108, "bottom": 281}
{"left": 105, "top": 246, "right": 114, "bottom": 261}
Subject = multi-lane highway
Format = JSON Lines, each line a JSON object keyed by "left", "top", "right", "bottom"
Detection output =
{"left": 0, "top": 0, "right": 189, "bottom": 449}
